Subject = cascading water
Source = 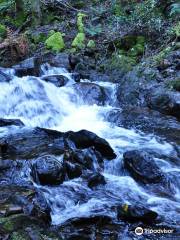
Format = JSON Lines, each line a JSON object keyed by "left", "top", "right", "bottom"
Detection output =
{"left": 0, "top": 64, "right": 179, "bottom": 229}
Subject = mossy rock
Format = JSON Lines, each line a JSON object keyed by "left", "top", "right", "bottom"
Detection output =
{"left": 77, "top": 12, "right": 86, "bottom": 33}
{"left": 0, "top": 24, "right": 7, "bottom": 39}
{"left": 72, "top": 32, "right": 85, "bottom": 49}
{"left": 45, "top": 32, "right": 65, "bottom": 52}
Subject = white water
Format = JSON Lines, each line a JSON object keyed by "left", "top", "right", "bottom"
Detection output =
{"left": 0, "top": 64, "right": 179, "bottom": 227}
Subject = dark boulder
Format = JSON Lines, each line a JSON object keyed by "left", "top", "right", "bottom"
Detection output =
{"left": 73, "top": 82, "right": 107, "bottom": 105}
{"left": 123, "top": 150, "right": 164, "bottom": 184}
{"left": 65, "top": 130, "right": 116, "bottom": 160}
{"left": 31, "top": 155, "right": 65, "bottom": 185}
{"left": 0, "top": 127, "right": 64, "bottom": 159}
{"left": 146, "top": 89, "right": 180, "bottom": 120}
{"left": 41, "top": 74, "right": 69, "bottom": 87}
{"left": 13, "top": 57, "right": 41, "bottom": 77}
{"left": 0, "top": 118, "right": 24, "bottom": 127}
{"left": 49, "top": 53, "right": 70, "bottom": 70}
{"left": 117, "top": 204, "right": 158, "bottom": 223}
{"left": 87, "top": 173, "right": 106, "bottom": 188}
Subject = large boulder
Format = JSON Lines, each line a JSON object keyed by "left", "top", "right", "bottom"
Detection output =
{"left": 31, "top": 155, "right": 65, "bottom": 185}
{"left": 65, "top": 130, "right": 116, "bottom": 160}
{"left": 123, "top": 150, "right": 164, "bottom": 184}
{"left": 73, "top": 82, "right": 107, "bottom": 105}
{"left": 146, "top": 89, "right": 180, "bottom": 120}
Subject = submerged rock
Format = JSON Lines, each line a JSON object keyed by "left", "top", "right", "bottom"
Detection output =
{"left": 41, "top": 74, "right": 69, "bottom": 87}
{"left": 87, "top": 173, "right": 106, "bottom": 188}
{"left": 0, "top": 118, "right": 24, "bottom": 127}
{"left": 73, "top": 82, "right": 107, "bottom": 105}
{"left": 123, "top": 150, "right": 164, "bottom": 184}
{"left": 0, "top": 69, "right": 11, "bottom": 82}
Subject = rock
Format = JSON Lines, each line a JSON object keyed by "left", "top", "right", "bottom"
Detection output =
{"left": 117, "top": 204, "right": 158, "bottom": 223}
{"left": 32, "top": 155, "right": 65, "bottom": 185}
{"left": 41, "top": 74, "right": 69, "bottom": 87}
{"left": 0, "top": 70, "right": 11, "bottom": 82}
{"left": 123, "top": 150, "right": 164, "bottom": 184}
{"left": 73, "top": 82, "right": 107, "bottom": 105}
{"left": 0, "top": 127, "right": 64, "bottom": 160}
{"left": 107, "top": 106, "right": 180, "bottom": 145}
{"left": 65, "top": 130, "right": 116, "bottom": 160}
{"left": 0, "top": 118, "right": 24, "bottom": 127}
{"left": 50, "top": 53, "right": 70, "bottom": 70}
{"left": 13, "top": 57, "right": 41, "bottom": 77}
{"left": 87, "top": 173, "right": 106, "bottom": 188}
{"left": 64, "top": 147, "right": 102, "bottom": 171}
{"left": 146, "top": 89, "right": 180, "bottom": 120}
{"left": 0, "top": 185, "right": 51, "bottom": 228}
{"left": 65, "top": 161, "right": 82, "bottom": 179}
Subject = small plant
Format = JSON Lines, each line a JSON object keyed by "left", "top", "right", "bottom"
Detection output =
{"left": 45, "top": 32, "right": 65, "bottom": 52}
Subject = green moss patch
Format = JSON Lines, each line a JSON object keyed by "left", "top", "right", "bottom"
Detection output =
{"left": 45, "top": 32, "right": 65, "bottom": 52}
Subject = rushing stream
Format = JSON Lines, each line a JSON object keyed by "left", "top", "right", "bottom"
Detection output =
{"left": 0, "top": 64, "right": 179, "bottom": 232}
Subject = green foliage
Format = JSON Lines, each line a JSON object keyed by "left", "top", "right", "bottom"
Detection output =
{"left": 85, "top": 24, "right": 102, "bottom": 36}
{"left": 153, "top": 46, "right": 172, "bottom": 63}
{"left": 107, "top": 53, "right": 137, "bottom": 72}
{"left": 128, "top": 0, "right": 163, "bottom": 34}
{"left": 87, "top": 40, "right": 96, "bottom": 48}
{"left": 45, "top": 32, "right": 65, "bottom": 52}
{"left": 0, "top": 24, "right": 7, "bottom": 39}
{"left": 72, "top": 32, "right": 85, "bottom": 49}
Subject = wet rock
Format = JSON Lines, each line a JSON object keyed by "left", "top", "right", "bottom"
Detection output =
{"left": 65, "top": 130, "right": 116, "bottom": 160}
{"left": 73, "top": 82, "right": 106, "bottom": 105}
{"left": 0, "top": 159, "right": 14, "bottom": 170}
{"left": 64, "top": 147, "right": 102, "bottom": 172}
{"left": 65, "top": 161, "right": 82, "bottom": 179}
{"left": 87, "top": 173, "right": 106, "bottom": 188}
{"left": 0, "top": 70, "right": 11, "bottom": 82}
{"left": 107, "top": 106, "right": 180, "bottom": 145}
{"left": 0, "top": 127, "right": 64, "bottom": 159}
{"left": 13, "top": 57, "right": 41, "bottom": 77}
{"left": 41, "top": 74, "right": 69, "bottom": 87}
{"left": 146, "top": 89, "right": 180, "bottom": 120}
{"left": 117, "top": 204, "right": 158, "bottom": 223}
{"left": 32, "top": 155, "right": 65, "bottom": 185}
{"left": 123, "top": 150, "right": 164, "bottom": 184}
{"left": 0, "top": 185, "right": 51, "bottom": 229}
{"left": 0, "top": 118, "right": 24, "bottom": 127}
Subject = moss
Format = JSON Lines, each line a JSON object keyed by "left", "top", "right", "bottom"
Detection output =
{"left": 45, "top": 32, "right": 65, "bottom": 52}
{"left": 107, "top": 53, "right": 137, "bottom": 72}
{"left": 77, "top": 12, "right": 86, "bottom": 33}
{"left": 0, "top": 24, "right": 7, "bottom": 39}
{"left": 167, "top": 78, "right": 180, "bottom": 91}
{"left": 72, "top": 32, "right": 85, "bottom": 49}
{"left": 87, "top": 40, "right": 96, "bottom": 48}
{"left": 153, "top": 46, "right": 172, "bottom": 64}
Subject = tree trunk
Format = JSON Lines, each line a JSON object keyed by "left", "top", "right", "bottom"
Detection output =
{"left": 15, "top": 0, "right": 24, "bottom": 16}
{"left": 31, "top": 0, "right": 42, "bottom": 25}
